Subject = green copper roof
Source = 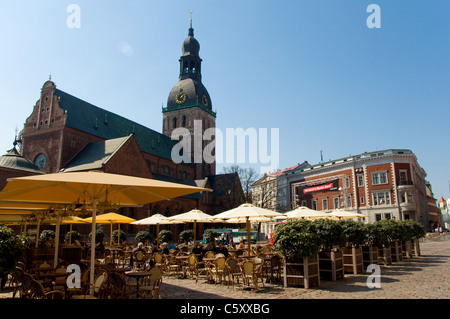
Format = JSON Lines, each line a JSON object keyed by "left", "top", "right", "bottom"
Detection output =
{"left": 62, "top": 136, "right": 131, "bottom": 172}
{"left": 55, "top": 88, "right": 177, "bottom": 161}
{"left": 0, "top": 148, "right": 44, "bottom": 174}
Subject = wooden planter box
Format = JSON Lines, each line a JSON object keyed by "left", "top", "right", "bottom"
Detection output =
{"left": 343, "top": 246, "right": 364, "bottom": 274}
{"left": 319, "top": 249, "right": 344, "bottom": 281}
{"left": 402, "top": 240, "right": 415, "bottom": 258}
{"left": 390, "top": 241, "right": 403, "bottom": 262}
{"left": 362, "top": 245, "right": 378, "bottom": 269}
{"left": 283, "top": 254, "right": 320, "bottom": 289}
{"left": 378, "top": 247, "right": 392, "bottom": 265}
{"left": 414, "top": 239, "right": 421, "bottom": 256}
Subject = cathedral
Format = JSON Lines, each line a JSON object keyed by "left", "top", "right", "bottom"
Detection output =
{"left": 0, "top": 23, "right": 244, "bottom": 240}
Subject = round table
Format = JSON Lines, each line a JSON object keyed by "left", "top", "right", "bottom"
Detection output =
{"left": 125, "top": 271, "right": 152, "bottom": 299}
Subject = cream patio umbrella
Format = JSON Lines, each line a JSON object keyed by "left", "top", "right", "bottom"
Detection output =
{"left": 328, "top": 209, "right": 367, "bottom": 220}
{"left": 210, "top": 203, "right": 285, "bottom": 254}
{"left": 167, "top": 209, "right": 220, "bottom": 244}
{"left": 131, "top": 213, "right": 183, "bottom": 247}
{"left": 0, "top": 171, "right": 210, "bottom": 294}
{"left": 285, "top": 206, "right": 331, "bottom": 219}
{"left": 83, "top": 212, "right": 136, "bottom": 245}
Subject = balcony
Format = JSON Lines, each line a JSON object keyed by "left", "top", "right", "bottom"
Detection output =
{"left": 397, "top": 180, "right": 414, "bottom": 190}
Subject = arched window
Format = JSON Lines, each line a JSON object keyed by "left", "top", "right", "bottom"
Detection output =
{"left": 173, "top": 117, "right": 177, "bottom": 129}
{"left": 182, "top": 115, "right": 187, "bottom": 127}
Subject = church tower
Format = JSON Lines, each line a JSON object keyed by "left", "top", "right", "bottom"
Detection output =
{"left": 162, "top": 20, "right": 216, "bottom": 179}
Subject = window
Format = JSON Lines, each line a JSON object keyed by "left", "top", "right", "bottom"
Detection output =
{"left": 375, "top": 213, "right": 391, "bottom": 221}
{"left": 312, "top": 199, "right": 317, "bottom": 210}
{"left": 360, "top": 196, "right": 365, "bottom": 204}
{"left": 301, "top": 200, "right": 307, "bottom": 207}
{"left": 372, "top": 172, "right": 388, "bottom": 185}
{"left": 346, "top": 195, "right": 352, "bottom": 208}
{"left": 322, "top": 198, "right": 328, "bottom": 210}
{"left": 372, "top": 191, "right": 391, "bottom": 205}
{"left": 333, "top": 197, "right": 340, "bottom": 209}
{"left": 345, "top": 176, "right": 350, "bottom": 188}
{"left": 399, "top": 170, "right": 408, "bottom": 182}
{"left": 357, "top": 174, "right": 364, "bottom": 187}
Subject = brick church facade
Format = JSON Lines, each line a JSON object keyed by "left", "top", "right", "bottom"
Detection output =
{"left": 2, "top": 24, "right": 244, "bottom": 241}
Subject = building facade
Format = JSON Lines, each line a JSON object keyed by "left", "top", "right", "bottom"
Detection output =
{"left": 280, "top": 149, "right": 431, "bottom": 228}
{"left": 3, "top": 24, "right": 243, "bottom": 241}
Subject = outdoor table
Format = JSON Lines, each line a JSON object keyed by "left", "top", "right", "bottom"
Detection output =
{"left": 125, "top": 270, "right": 152, "bottom": 299}
{"left": 175, "top": 256, "right": 190, "bottom": 278}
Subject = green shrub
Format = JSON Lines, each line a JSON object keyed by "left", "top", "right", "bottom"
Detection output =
{"left": 203, "top": 229, "right": 219, "bottom": 242}
{"left": 159, "top": 229, "right": 173, "bottom": 243}
{"left": 0, "top": 225, "right": 30, "bottom": 288}
{"left": 313, "top": 219, "right": 347, "bottom": 250}
{"left": 339, "top": 220, "right": 369, "bottom": 247}
{"left": 273, "top": 219, "right": 324, "bottom": 259}
{"left": 112, "top": 230, "right": 126, "bottom": 243}
{"left": 64, "top": 231, "right": 81, "bottom": 243}
{"left": 89, "top": 229, "right": 105, "bottom": 243}
{"left": 179, "top": 229, "right": 194, "bottom": 243}
{"left": 135, "top": 231, "right": 152, "bottom": 244}
{"left": 39, "top": 229, "right": 55, "bottom": 240}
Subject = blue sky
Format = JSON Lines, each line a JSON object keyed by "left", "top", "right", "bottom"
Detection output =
{"left": 0, "top": 1, "right": 449, "bottom": 200}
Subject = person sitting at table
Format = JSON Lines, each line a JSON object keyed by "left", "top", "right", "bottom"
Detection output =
{"left": 168, "top": 241, "right": 177, "bottom": 250}
{"left": 204, "top": 238, "right": 216, "bottom": 252}
{"left": 214, "top": 242, "right": 229, "bottom": 258}
{"left": 236, "top": 239, "right": 245, "bottom": 251}
{"left": 160, "top": 242, "right": 170, "bottom": 255}
{"left": 130, "top": 242, "right": 146, "bottom": 267}
{"left": 192, "top": 242, "right": 205, "bottom": 261}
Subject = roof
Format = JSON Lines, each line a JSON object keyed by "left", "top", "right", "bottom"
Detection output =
{"left": 0, "top": 148, "right": 44, "bottom": 174}
{"left": 62, "top": 136, "right": 131, "bottom": 172}
{"left": 207, "top": 173, "right": 238, "bottom": 198}
{"left": 151, "top": 173, "right": 201, "bottom": 199}
{"left": 54, "top": 88, "right": 177, "bottom": 161}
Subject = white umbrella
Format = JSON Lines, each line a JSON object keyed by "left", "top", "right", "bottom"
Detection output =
{"left": 167, "top": 209, "right": 220, "bottom": 243}
{"left": 285, "top": 206, "right": 331, "bottom": 219}
{"left": 210, "top": 203, "right": 285, "bottom": 254}
{"left": 131, "top": 213, "right": 183, "bottom": 246}
{"left": 328, "top": 209, "right": 367, "bottom": 220}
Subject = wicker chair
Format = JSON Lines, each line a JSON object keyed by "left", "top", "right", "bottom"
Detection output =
{"left": 208, "top": 256, "right": 227, "bottom": 286}
{"left": 240, "top": 260, "right": 258, "bottom": 291}
{"left": 139, "top": 266, "right": 163, "bottom": 299}
{"left": 225, "top": 258, "right": 241, "bottom": 290}
{"left": 30, "top": 279, "right": 65, "bottom": 299}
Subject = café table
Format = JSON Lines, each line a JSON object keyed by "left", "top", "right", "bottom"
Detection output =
{"left": 125, "top": 270, "right": 152, "bottom": 299}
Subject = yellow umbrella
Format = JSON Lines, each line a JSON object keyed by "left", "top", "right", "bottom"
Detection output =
{"left": 131, "top": 213, "right": 183, "bottom": 247}
{"left": 167, "top": 209, "right": 221, "bottom": 243}
{"left": 83, "top": 212, "right": 136, "bottom": 245}
{"left": 210, "top": 203, "right": 285, "bottom": 254}
{"left": 0, "top": 171, "right": 211, "bottom": 294}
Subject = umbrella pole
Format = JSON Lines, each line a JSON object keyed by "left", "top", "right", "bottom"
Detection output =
{"left": 246, "top": 216, "right": 251, "bottom": 256}
{"left": 53, "top": 210, "right": 62, "bottom": 268}
{"left": 118, "top": 224, "right": 121, "bottom": 245}
{"left": 35, "top": 219, "right": 41, "bottom": 248}
{"left": 69, "top": 224, "right": 73, "bottom": 244}
{"left": 157, "top": 224, "right": 160, "bottom": 248}
{"left": 193, "top": 221, "right": 196, "bottom": 244}
{"left": 90, "top": 199, "right": 97, "bottom": 296}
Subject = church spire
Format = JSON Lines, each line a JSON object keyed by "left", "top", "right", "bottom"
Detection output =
{"left": 179, "top": 11, "right": 202, "bottom": 81}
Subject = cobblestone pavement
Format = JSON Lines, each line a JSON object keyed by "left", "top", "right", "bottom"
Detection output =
{"left": 1, "top": 239, "right": 449, "bottom": 299}
{"left": 159, "top": 239, "right": 450, "bottom": 299}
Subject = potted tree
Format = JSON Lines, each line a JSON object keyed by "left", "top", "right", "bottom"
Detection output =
{"left": 179, "top": 229, "right": 194, "bottom": 245}
{"left": 159, "top": 229, "right": 173, "bottom": 244}
{"left": 390, "top": 220, "right": 406, "bottom": 262}
{"left": 273, "top": 219, "right": 324, "bottom": 288}
{"left": 372, "top": 220, "right": 393, "bottom": 265}
{"left": 340, "top": 220, "right": 366, "bottom": 274}
{"left": 135, "top": 231, "right": 153, "bottom": 245}
{"left": 0, "top": 225, "right": 30, "bottom": 289}
{"left": 361, "top": 223, "right": 379, "bottom": 269}
{"left": 402, "top": 220, "right": 426, "bottom": 258}
{"left": 315, "top": 219, "right": 346, "bottom": 281}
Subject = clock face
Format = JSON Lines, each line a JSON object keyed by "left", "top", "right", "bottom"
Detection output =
{"left": 35, "top": 153, "right": 47, "bottom": 169}
{"left": 201, "top": 95, "right": 209, "bottom": 107}
{"left": 175, "top": 92, "right": 187, "bottom": 104}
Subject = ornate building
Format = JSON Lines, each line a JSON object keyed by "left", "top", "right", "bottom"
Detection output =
{"left": 4, "top": 23, "right": 243, "bottom": 241}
